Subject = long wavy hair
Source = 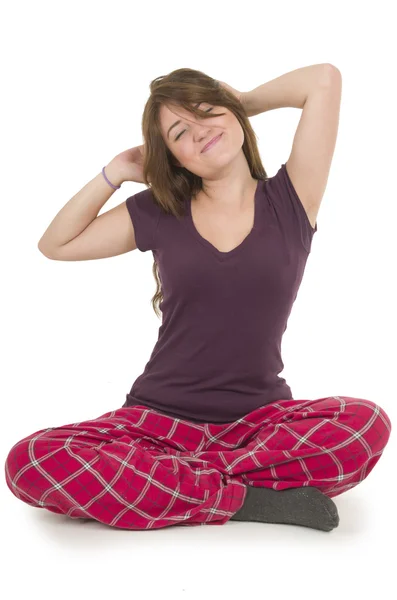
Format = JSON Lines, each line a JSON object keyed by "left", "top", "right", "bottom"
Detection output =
{"left": 140, "top": 68, "right": 268, "bottom": 318}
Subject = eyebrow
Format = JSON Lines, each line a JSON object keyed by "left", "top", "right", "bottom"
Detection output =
{"left": 167, "top": 102, "right": 201, "bottom": 139}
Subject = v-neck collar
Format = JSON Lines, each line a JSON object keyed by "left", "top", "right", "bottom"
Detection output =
{"left": 185, "top": 179, "right": 262, "bottom": 261}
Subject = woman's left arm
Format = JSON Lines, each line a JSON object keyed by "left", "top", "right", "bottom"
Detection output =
{"left": 241, "top": 63, "right": 336, "bottom": 117}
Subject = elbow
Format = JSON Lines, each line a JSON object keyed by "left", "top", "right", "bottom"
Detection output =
{"left": 323, "top": 64, "right": 342, "bottom": 81}
{"left": 38, "top": 242, "right": 56, "bottom": 259}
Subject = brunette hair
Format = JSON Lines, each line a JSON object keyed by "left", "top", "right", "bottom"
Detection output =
{"left": 140, "top": 67, "right": 268, "bottom": 318}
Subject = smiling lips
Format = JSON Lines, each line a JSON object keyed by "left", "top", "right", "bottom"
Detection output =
{"left": 202, "top": 133, "right": 222, "bottom": 153}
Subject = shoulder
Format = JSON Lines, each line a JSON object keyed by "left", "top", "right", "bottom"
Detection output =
{"left": 126, "top": 187, "right": 163, "bottom": 217}
{"left": 262, "top": 163, "right": 318, "bottom": 252}
{"left": 125, "top": 188, "right": 164, "bottom": 252}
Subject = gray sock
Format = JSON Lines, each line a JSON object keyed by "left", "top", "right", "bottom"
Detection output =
{"left": 230, "top": 486, "right": 340, "bottom": 532}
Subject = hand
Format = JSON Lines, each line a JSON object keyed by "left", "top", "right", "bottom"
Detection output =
{"left": 110, "top": 145, "right": 149, "bottom": 184}
{"left": 217, "top": 80, "right": 248, "bottom": 112}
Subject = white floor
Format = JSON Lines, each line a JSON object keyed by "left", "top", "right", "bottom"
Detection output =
{"left": 2, "top": 433, "right": 395, "bottom": 600}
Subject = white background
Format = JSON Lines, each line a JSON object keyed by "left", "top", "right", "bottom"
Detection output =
{"left": 1, "top": 1, "right": 396, "bottom": 598}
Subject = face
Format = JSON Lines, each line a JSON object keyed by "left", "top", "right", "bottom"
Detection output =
{"left": 159, "top": 101, "right": 245, "bottom": 178}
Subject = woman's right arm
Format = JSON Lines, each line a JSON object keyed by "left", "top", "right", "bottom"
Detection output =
{"left": 37, "top": 145, "right": 146, "bottom": 260}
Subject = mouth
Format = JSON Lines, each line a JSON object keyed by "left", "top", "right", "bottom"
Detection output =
{"left": 201, "top": 133, "right": 223, "bottom": 153}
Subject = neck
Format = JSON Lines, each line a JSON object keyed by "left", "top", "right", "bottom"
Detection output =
{"left": 194, "top": 176, "right": 258, "bottom": 211}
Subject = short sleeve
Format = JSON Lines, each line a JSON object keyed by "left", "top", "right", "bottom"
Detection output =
{"left": 264, "top": 163, "right": 318, "bottom": 253}
{"left": 125, "top": 188, "right": 162, "bottom": 252}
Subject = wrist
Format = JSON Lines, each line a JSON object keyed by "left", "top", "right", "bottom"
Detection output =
{"left": 104, "top": 161, "right": 125, "bottom": 188}
{"left": 241, "top": 90, "right": 260, "bottom": 118}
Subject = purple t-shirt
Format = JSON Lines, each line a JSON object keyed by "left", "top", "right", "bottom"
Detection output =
{"left": 122, "top": 163, "right": 318, "bottom": 423}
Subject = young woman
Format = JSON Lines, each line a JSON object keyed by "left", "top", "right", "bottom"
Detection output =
{"left": 5, "top": 65, "right": 391, "bottom": 532}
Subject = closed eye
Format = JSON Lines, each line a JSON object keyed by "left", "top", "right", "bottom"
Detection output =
{"left": 175, "top": 107, "right": 213, "bottom": 141}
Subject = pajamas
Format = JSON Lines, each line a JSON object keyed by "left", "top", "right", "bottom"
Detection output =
{"left": 4, "top": 396, "right": 391, "bottom": 530}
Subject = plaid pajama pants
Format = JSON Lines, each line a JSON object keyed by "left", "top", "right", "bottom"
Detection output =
{"left": 4, "top": 395, "right": 392, "bottom": 530}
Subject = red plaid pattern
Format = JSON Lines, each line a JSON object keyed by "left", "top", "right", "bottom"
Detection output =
{"left": 4, "top": 396, "right": 391, "bottom": 530}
